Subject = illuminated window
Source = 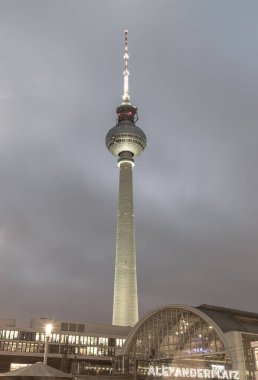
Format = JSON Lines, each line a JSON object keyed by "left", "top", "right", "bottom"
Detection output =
{"left": 255, "top": 350, "right": 258, "bottom": 370}
{"left": 98, "top": 347, "right": 109, "bottom": 356}
{"left": 76, "top": 346, "right": 87, "bottom": 355}
{"left": 108, "top": 348, "right": 115, "bottom": 356}
{"left": 90, "top": 337, "right": 97, "bottom": 346}
{"left": 60, "top": 334, "right": 68, "bottom": 344}
{"left": 51, "top": 333, "right": 60, "bottom": 343}
{"left": 99, "top": 337, "right": 108, "bottom": 346}
{"left": 12, "top": 342, "right": 17, "bottom": 352}
{"left": 116, "top": 338, "right": 125, "bottom": 347}
{"left": 87, "top": 346, "right": 97, "bottom": 356}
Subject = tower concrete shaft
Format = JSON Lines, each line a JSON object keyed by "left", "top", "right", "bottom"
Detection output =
{"left": 112, "top": 160, "right": 138, "bottom": 326}
{"left": 105, "top": 31, "right": 146, "bottom": 327}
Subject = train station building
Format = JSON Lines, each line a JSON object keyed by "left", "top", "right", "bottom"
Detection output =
{"left": 1, "top": 304, "right": 258, "bottom": 380}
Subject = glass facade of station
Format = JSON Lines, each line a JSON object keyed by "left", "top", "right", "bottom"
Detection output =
{"left": 242, "top": 333, "right": 258, "bottom": 380}
{"left": 122, "top": 307, "right": 233, "bottom": 377}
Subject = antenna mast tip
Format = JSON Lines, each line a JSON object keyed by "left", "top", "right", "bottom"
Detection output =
{"left": 122, "top": 29, "right": 130, "bottom": 103}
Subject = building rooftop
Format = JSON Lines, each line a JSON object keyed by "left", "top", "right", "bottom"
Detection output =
{"left": 0, "top": 317, "right": 131, "bottom": 338}
{"left": 0, "top": 362, "right": 72, "bottom": 378}
{"left": 197, "top": 304, "right": 258, "bottom": 334}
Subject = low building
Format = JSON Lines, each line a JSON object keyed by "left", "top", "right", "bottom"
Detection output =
{"left": 0, "top": 317, "right": 130, "bottom": 374}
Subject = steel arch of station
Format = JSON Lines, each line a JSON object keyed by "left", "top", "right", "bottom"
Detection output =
{"left": 121, "top": 304, "right": 232, "bottom": 365}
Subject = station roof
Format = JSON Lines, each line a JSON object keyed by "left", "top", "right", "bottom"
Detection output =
{"left": 197, "top": 304, "right": 258, "bottom": 334}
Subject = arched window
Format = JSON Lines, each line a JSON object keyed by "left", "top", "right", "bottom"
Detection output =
{"left": 122, "top": 306, "right": 232, "bottom": 376}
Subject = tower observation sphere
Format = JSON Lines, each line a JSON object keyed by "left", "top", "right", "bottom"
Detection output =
{"left": 105, "top": 104, "right": 147, "bottom": 163}
{"left": 105, "top": 30, "right": 147, "bottom": 327}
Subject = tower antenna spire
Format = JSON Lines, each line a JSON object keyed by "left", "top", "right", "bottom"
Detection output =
{"left": 122, "top": 29, "right": 130, "bottom": 103}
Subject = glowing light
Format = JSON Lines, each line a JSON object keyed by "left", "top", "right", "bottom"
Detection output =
{"left": 147, "top": 366, "right": 239, "bottom": 379}
{"left": 117, "top": 160, "right": 135, "bottom": 168}
{"left": 45, "top": 323, "right": 52, "bottom": 338}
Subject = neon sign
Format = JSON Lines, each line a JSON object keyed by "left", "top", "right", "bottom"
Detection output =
{"left": 147, "top": 365, "right": 239, "bottom": 379}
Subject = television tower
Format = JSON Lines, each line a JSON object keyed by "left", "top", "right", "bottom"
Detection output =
{"left": 106, "top": 30, "right": 147, "bottom": 326}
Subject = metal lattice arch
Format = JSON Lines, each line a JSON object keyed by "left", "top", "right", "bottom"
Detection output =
{"left": 121, "top": 305, "right": 234, "bottom": 372}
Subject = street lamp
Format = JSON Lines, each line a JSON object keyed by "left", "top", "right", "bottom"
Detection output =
{"left": 43, "top": 323, "right": 52, "bottom": 365}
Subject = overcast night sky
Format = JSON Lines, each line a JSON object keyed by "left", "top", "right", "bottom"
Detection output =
{"left": 0, "top": 0, "right": 258, "bottom": 327}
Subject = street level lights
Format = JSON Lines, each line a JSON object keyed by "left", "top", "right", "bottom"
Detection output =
{"left": 43, "top": 323, "right": 52, "bottom": 365}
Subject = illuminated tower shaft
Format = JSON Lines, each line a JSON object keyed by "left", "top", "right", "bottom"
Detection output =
{"left": 106, "top": 31, "right": 147, "bottom": 326}
{"left": 113, "top": 160, "right": 138, "bottom": 326}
